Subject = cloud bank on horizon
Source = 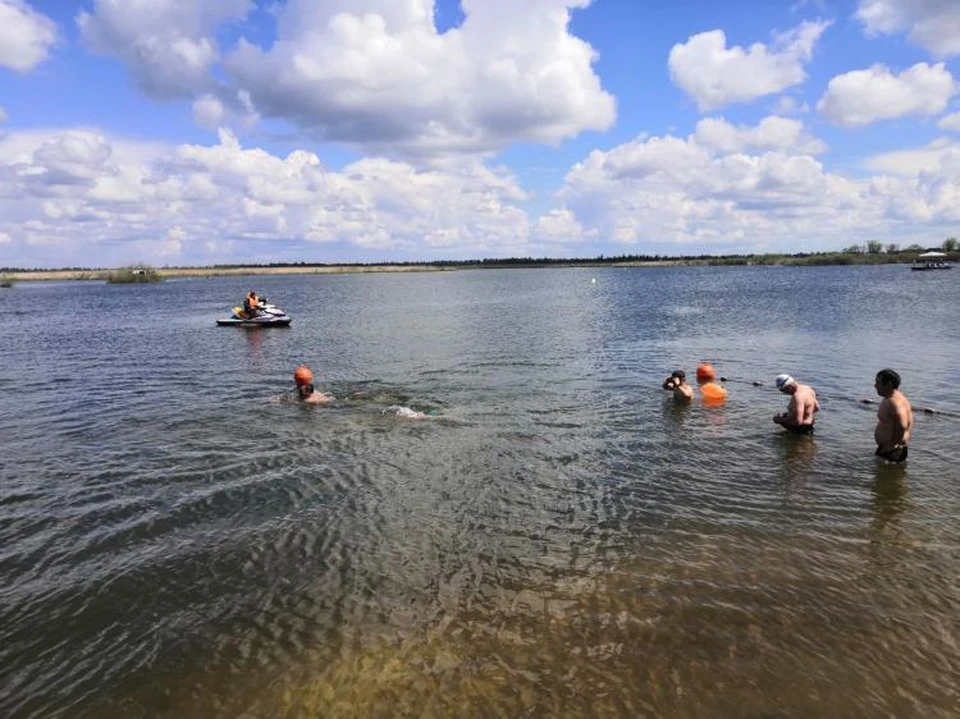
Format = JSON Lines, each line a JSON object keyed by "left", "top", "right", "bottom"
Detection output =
{"left": 2, "top": 0, "right": 960, "bottom": 267}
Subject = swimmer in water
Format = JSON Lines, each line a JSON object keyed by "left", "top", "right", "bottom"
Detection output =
{"left": 773, "top": 374, "right": 819, "bottom": 435}
{"left": 662, "top": 369, "right": 694, "bottom": 402}
{"left": 874, "top": 368, "right": 912, "bottom": 463}
{"left": 293, "top": 365, "right": 334, "bottom": 405}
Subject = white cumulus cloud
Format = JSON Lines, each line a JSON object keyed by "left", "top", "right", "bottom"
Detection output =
{"left": 863, "top": 137, "right": 959, "bottom": 175}
{"left": 8, "top": 117, "right": 960, "bottom": 267}
{"left": 532, "top": 209, "right": 587, "bottom": 247}
{"left": 77, "top": 0, "right": 254, "bottom": 98}
{"left": 0, "top": 0, "right": 57, "bottom": 72}
{"left": 552, "top": 115, "right": 960, "bottom": 251}
{"left": 559, "top": 134, "right": 843, "bottom": 248}
{"left": 771, "top": 95, "right": 809, "bottom": 115}
{"left": 668, "top": 20, "right": 830, "bottom": 111}
{"left": 223, "top": 0, "right": 616, "bottom": 157}
{"left": 31, "top": 131, "right": 114, "bottom": 187}
{"left": 73, "top": 0, "right": 614, "bottom": 159}
{"left": 857, "top": 0, "right": 960, "bottom": 57}
{"left": 0, "top": 127, "right": 539, "bottom": 267}
{"left": 817, "top": 62, "right": 955, "bottom": 127}
{"left": 192, "top": 95, "right": 225, "bottom": 129}
{"left": 937, "top": 111, "right": 960, "bottom": 131}
{"left": 694, "top": 116, "right": 826, "bottom": 155}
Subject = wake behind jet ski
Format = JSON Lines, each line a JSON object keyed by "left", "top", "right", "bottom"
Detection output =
{"left": 216, "top": 291, "right": 291, "bottom": 327}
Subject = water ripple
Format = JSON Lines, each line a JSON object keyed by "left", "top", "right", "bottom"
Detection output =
{"left": 1, "top": 267, "right": 959, "bottom": 718}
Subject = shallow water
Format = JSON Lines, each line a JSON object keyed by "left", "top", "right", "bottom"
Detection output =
{"left": 1, "top": 265, "right": 959, "bottom": 718}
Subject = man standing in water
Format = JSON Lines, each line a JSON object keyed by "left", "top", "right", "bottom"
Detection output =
{"left": 874, "top": 368, "right": 913, "bottom": 463}
{"left": 773, "top": 374, "right": 819, "bottom": 435}
{"left": 662, "top": 369, "right": 694, "bottom": 402}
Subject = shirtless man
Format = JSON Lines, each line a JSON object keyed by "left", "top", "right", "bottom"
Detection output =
{"left": 874, "top": 368, "right": 913, "bottom": 463}
{"left": 662, "top": 369, "right": 694, "bottom": 402}
{"left": 773, "top": 374, "right": 819, "bottom": 435}
{"left": 293, "top": 365, "right": 334, "bottom": 405}
{"left": 297, "top": 383, "right": 335, "bottom": 404}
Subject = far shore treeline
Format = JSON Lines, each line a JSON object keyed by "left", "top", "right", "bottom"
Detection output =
{"left": 3, "top": 238, "right": 958, "bottom": 282}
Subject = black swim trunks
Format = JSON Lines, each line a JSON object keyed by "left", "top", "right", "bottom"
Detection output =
{"left": 875, "top": 445, "right": 908, "bottom": 463}
{"left": 783, "top": 423, "right": 814, "bottom": 436}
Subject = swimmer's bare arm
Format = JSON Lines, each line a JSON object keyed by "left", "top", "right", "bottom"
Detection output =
{"left": 891, "top": 394, "right": 913, "bottom": 445}
{"left": 774, "top": 396, "right": 802, "bottom": 425}
{"left": 773, "top": 401, "right": 787, "bottom": 425}
{"left": 875, "top": 399, "right": 891, "bottom": 449}
{"left": 798, "top": 388, "right": 819, "bottom": 424}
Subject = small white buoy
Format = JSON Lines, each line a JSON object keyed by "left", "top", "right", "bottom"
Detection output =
{"left": 590, "top": 278, "right": 596, "bottom": 284}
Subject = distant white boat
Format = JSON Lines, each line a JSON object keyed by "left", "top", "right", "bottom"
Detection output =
{"left": 911, "top": 251, "right": 952, "bottom": 271}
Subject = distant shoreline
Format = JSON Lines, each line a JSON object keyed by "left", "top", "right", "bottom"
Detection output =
{"left": 2, "top": 252, "right": 949, "bottom": 282}
{"left": 4, "top": 260, "right": 686, "bottom": 282}
{"left": 5, "top": 264, "right": 456, "bottom": 282}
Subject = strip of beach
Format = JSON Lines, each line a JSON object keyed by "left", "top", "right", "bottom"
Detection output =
{"left": 4, "top": 260, "right": 688, "bottom": 282}
{"left": 5, "top": 248, "right": 954, "bottom": 282}
{"left": 5, "top": 264, "right": 451, "bottom": 282}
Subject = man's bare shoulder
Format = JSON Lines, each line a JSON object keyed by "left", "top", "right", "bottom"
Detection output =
{"left": 891, "top": 391, "right": 913, "bottom": 423}
{"left": 892, "top": 390, "right": 912, "bottom": 409}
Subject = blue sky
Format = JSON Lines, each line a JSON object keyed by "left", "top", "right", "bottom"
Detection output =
{"left": 2, "top": 0, "right": 960, "bottom": 268}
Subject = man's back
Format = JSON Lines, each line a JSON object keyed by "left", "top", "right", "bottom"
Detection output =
{"left": 878, "top": 389, "right": 913, "bottom": 444}
{"left": 793, "top": 383, "right": 820, "bottom": 425}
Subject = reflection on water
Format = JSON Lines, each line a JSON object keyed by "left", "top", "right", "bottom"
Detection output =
{"left": 774, "top": 433, "right": 818, "bottom": 505}
{"left": 86, "top": 524, "right": 958, "bottom": 719}
{"left": 2, "top": 266, "right": 960, "bottom": 718}
{"left": 661, "top": 396, "right": 691, "bottom": 426}
{"left": 868, "top": 462, "right": 910, "bottom": 557}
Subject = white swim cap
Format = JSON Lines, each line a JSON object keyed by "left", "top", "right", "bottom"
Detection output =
{"left": 775, "top": 374, "right": 796, "bottom": 391}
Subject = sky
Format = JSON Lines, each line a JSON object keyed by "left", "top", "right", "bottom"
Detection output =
{"left": 2, "top": 0, "right": 960, "bottom": 268}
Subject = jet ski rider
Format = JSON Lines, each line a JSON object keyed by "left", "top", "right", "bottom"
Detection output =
{"left": 243, "top": 290, "right": 261, "bottom": 318}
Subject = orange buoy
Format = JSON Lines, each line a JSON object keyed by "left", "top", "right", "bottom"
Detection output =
{"left": 294, "top": 365, "right": 313, "bottom": 386}
{"left": 696, "top": 362, "right": 716, "bottom": 383}
{"left": 700, "top": 381, "right": 727, "bottom": 404}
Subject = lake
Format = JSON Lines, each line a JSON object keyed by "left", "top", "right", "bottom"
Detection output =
{"left": 1, "top": 265, "right": 958, "bottom": 718}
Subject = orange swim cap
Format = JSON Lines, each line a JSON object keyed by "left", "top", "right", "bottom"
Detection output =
{"left": 696, "top": 362, "right": 716, "bottom": 382}
{"left": 294, "top": 365, "right": 313, "bottom": 386}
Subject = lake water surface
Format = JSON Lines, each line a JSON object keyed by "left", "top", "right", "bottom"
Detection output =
{"left": 2, "top": 265, "right": 959, "bottom": 717}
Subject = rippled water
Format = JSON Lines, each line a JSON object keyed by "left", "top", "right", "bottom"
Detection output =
{"left": 2, "top": 265, "right": 959, "bottom": 718}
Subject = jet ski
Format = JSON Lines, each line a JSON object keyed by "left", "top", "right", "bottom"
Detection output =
{"left": 216, "top": 299, "right": 292, "bottom": 327}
